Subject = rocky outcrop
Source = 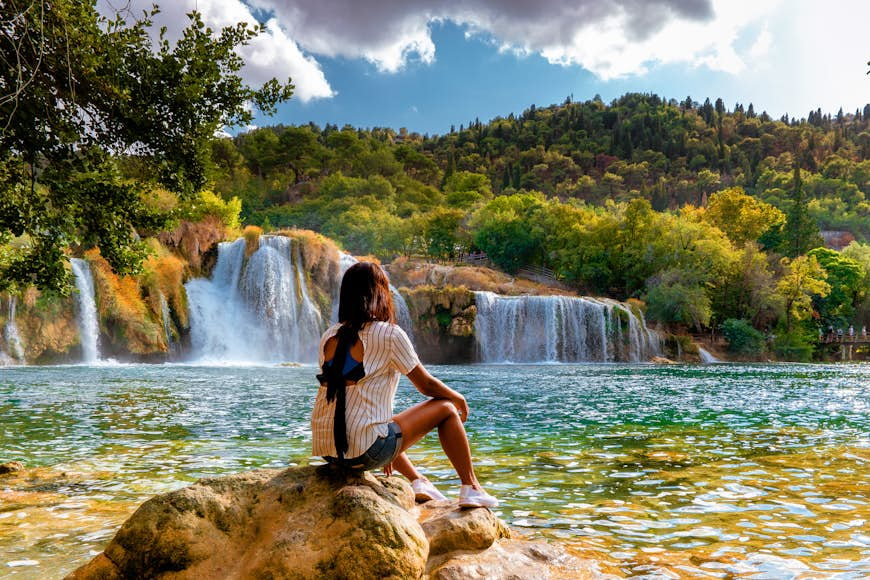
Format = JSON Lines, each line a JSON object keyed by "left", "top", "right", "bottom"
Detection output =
{"left": 68, "top": 466, "right": 599, "bottom": 580}
{"left": 68, "top": 465, "right": 428, "bottom": 580}
{"left": 427, "top": 538, "right": 608, "bottom": 580}
{"left": 386, "top": 258, "right": 571, "bottom": 296}
{"left": 0, "top": 461, "right": 24, "bottom": 475}
{"left": 400, "top": 286, "right": 477, "bottom": 363}
{"left": 418, "top": 499, "right": 510, "bottom": 557}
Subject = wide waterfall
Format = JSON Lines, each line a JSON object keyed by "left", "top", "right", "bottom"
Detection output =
{"left": 1, "top": 297, "right": 25, "bottom": 364}
{"left": 474, "top": 291, "right": 661, "bottom": 363}
{"left": 71, "top": 258, "right": 100, "bottom": 363}
{"left": 186, "top": 236, "right": 324, "bottom": 363}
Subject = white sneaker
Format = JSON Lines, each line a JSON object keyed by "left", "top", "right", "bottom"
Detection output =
{"left": 458, "top": 485, "right": 499, "bottom": 508}
{"left": 411, "top": 478, "right": 447, "bottom": 502}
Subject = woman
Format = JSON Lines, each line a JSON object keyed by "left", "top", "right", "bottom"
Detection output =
{"left": 311, "top": 262, "right": 497, "bottom": 508}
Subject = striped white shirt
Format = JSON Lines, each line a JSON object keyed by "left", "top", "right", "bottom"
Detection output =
{"left": 311, "top": 321, "right": 420, "bottom": 458}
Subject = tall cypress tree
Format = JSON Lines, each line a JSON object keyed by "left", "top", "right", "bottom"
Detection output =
{"left": 782, "top": 163, "right": 822, "bottom": 257}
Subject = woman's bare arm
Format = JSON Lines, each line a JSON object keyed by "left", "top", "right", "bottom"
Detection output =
{"left": 406, "top": 364, "right": 469, "bottom": 422}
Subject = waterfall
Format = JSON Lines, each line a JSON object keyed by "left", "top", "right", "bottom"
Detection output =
{"left": 474, "top": 291, "right": 661, "bottom": 363}
{"left": 698, "top": 347, "right": 719, "bottom": 363}
{"left": 185, "top": 236, "right": 325, "bottom": 363}
{"left": 392, "top": 288, "right": 414, "bottom": 338}
{"left": 71, "top": 258, "right": 100, "bottom": 363}
{"left": 2, "top": 297, "right": 25, "bottom": 364}
{"left": 159, "top": 293, "right": 176, "bottom": 359}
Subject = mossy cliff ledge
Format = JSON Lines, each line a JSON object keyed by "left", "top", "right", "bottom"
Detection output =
{"left": 66, "top": 465, "right": 597, "bottom": 580}
{"left": 400, "top": 286, "right": 477, "bottom": 364}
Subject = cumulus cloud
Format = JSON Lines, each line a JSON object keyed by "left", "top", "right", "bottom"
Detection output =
{"left": 97, "top": 0, "right": 784, "bottom": 101}
{"left": 247, "top": 0, "right": 779, "bottom": 80}
{"left": 96, "top": 0, "right": 334, "bottom": 102}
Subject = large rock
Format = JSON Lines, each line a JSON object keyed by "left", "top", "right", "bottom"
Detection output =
{"left": 67, "top": 465, "right": 428, "bottom": 580}
{"left": 426, "top": 538, "right": 614, "bottom": 580}
{"left": 418, "top": 501, "right": 510, "bottom": 556}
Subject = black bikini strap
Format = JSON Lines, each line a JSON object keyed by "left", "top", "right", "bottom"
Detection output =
{"left": 316, "top": 325, "right": 357, "bottom": 460}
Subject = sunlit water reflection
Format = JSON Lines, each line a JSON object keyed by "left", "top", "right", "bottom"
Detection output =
{"left": 1, "top": 363, "right": 868, "bottom": 578}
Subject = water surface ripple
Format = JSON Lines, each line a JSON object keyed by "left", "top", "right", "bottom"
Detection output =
{"left": 1, "top": 363, "right": 868, "bottom": 578}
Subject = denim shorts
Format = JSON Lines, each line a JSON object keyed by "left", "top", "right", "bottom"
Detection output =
{"left": 325, "top": 422, "right": 402, "bottom": 471}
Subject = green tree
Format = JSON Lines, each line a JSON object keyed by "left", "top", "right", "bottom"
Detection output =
{"left": 704, "top": 187, "right": 785, "bottom": 246}
{"left": 471, "top": 192, "right": 545, "bottom": 273}
{"left": 0, "top": 2, "right": 292, "bottom": 291}
{"left": 775, "top": 255, "right": 831, "bottom": 332}
{"left": 645, "top": 269, "right": 712, "bottom": 331}
{"left": 423, "top": 208, "right": 468, "bottom": 260}
{"left": 781, "top": 164, "right": 823, "bottom": 257}
{"left": 444, "top": 171, "right": 492, "bottom": 209}
{"left": 807, "top": 248, "right": 863, "bottom": 326}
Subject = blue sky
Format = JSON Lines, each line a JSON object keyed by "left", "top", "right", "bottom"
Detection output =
{"left": 103, "top": 0, "right": 870, "bottom": 136}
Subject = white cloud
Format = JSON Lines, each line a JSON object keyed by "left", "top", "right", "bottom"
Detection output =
{"left": 250, "top": 0, "right": 783, "bottom": 80}
{"left": 96, "top": 0, "right": 333, "bottom": 102}
{"left": 749, "top": 23, "right": 772, "bottom": 61}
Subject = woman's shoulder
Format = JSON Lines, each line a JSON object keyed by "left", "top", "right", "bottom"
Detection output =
{"left": 362, "top": 321, "right": 408, "bottom": 340}
{"left": 321, "top": 323, "right": 343, "bottom": 340}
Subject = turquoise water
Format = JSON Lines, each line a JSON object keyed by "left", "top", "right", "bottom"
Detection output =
{"left": 1, "top": 363, "right": 869, "bottom": 578}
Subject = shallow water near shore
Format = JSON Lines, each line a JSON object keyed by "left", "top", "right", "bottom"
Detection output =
{"left": 1, "top": 363, "right": 868, "bottom": 578}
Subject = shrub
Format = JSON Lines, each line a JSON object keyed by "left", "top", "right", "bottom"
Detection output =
{"left": 772, "top": 331, "right": 814, "bottom": 362}
{"left": 720, "top": 318, "right": 765, "bottom": 355}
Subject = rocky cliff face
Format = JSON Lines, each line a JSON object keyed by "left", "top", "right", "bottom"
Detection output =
{"left": 67, "top": 465, "right": 603, "bottom": 580}
{"left": 400, "top": 286, "right": 477, "bottom": 364}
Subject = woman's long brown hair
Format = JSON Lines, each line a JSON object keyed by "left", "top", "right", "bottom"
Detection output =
{"left": 337, "top": 261, "right": 395, "bottom": 336}
{"left": 320, "top": 261, "right": 394, "bottom": 459}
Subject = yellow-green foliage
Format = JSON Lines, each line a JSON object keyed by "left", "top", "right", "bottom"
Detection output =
{"left": 626, "top": 298, "right": 647, "bottom": 317}
{"left": 243, "top": 225, "right": 262, "bottom": 257}
{"left": 7, "top": 286, "right": 78, "bottom": 363}
{"left": 189, "top": 190, "right": 242, "bottom": 234}
{"left": 139, "top": 240, "right": 189, "bottom": 330}
{"left": 86, "top": 248, "right": 166, "bottom": 355}
{"left": 282, "top": 228, "right": 341, "bottom": 296}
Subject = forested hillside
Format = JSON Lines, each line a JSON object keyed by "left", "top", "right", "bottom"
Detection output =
{"left": 208, "top": 93, "right": 870, "bottom": 358}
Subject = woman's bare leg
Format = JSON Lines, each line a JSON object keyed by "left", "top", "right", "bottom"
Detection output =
{"left": 392, "top": 399, "right": 480, "bottom": 488}
{"left": 390, "top": 452, "right": 422, "bottom": 481}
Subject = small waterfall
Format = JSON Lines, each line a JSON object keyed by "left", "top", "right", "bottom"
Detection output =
{"left": 698, "top": 347, "right": 719, "bottom": 363}
{"left": 159, "top": 293, "right": 177, "bottom": 359}
{"left": 71, "top": 258, "right": 100, "bottom": 363}
{"left": 185, "top": 236, "right": 325, "bottom": 363}
{"left": 474, "top": 291, "right": 661, "bottom": 363}
{"left": 392, "top": 288, "right": 414, "bottom": 338}
{"left": 2, "top": 297, "right": 25, "bottom": 364}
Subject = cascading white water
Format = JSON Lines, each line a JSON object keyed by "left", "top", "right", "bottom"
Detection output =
{"left": 185, "top": 236, "right": 325, "bottom": 363}
{"left": 474, "top": 291, "right": 661, "bottom": 363}
{"left": 71, "top": 258, "right": 100, "bottom": 363}
{"left": 2, "top": 297, "right": 25, "bottom": 364}
{"left": 698, "top": 347, "right": 719, "bottom": 363}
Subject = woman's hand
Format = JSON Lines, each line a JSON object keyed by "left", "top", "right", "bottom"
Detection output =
{"left": 383, "top": 461, "right": 394, "bottom": 476}
{"left": 450, "top": 393, "right": 469, "bottom": 423}
{"left": 407, "top": 364, "right": 469, "bottom": 422}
